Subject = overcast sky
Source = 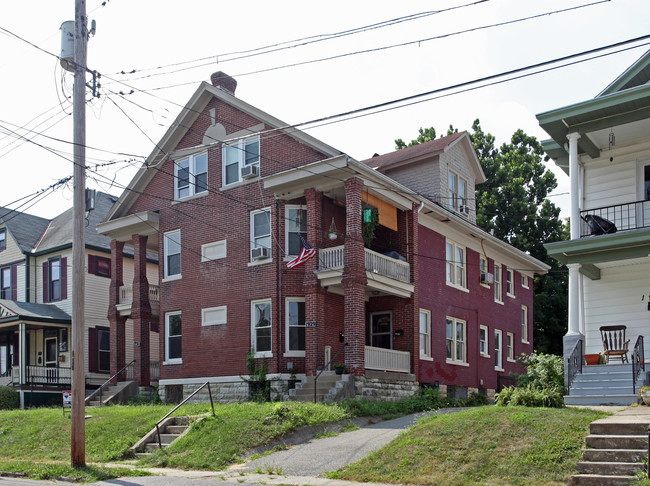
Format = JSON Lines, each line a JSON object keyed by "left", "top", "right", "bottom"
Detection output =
{"left": 2, "top": 0, "right": 650, "bottom": 220}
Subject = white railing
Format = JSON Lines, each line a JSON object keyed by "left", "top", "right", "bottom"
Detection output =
{"left": 318, "top": 245, "right": 411, "bottom": 283}
{"left": 365, "top": 346, "right": 410, "bottom": 373}
{"left": 118, "top": 284, "right": 160, "bottom": 305}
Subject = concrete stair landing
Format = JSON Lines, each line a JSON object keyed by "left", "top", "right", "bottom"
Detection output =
{"left": 565, "top": 364, "right": 643, "bottom": 406}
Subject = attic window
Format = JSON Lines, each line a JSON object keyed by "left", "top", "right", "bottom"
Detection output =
{"left": 0, "top": 229, "right": 5, "bottom": 252}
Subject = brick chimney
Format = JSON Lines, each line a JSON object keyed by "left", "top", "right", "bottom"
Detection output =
{"left": 210, "top": 71, "right": 237, "bottom": 95}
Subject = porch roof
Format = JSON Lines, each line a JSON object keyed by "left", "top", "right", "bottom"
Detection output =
{"left": 0, "top": 300, "right": 71, "bottom": 325}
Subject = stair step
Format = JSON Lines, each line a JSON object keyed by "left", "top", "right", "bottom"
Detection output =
{"left": 564, "top": 395, "right": 638, "bottom": 406}
{"left": 586, "top": 435, "right": 647, "bottom": 450}
{"left": 591, "top": 423, "right": 650, "bottom": 435}
{"left": 577, "top": 461, "right": 644, "bottom": 476}
{"left": 165, "top": 425, "right": 188, "bottom": 434}
{"left": 582, "top": 449, "right": 646, "bottom": 463}
{"left": 144, "top": 442, "right": 166, "bottom": 452}
{"left": 570, "top": 473, "right": 634, "bottom": 486}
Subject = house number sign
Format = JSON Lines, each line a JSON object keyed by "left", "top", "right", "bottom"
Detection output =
{"left": 305, "top": 321, "right": 317, "bottom": 328}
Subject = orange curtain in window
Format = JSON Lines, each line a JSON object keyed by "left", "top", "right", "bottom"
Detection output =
{"left": 362, "top": 192, "right": 398, "bottom": 231}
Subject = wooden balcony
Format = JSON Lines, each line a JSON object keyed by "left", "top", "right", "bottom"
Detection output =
{"left": 365, "top": 346, "right": 410, "bottom": 373}
{"left": 116, "top": 284, "right": 160, "bottom": 316}
{"left": 317, "top": 245, "right": 414, "bottom": 298}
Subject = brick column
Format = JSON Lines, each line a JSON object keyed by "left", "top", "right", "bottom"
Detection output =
{"left": 132, "top": 234, "right": 151, "bottom": 386}
{"left": 108, "top": 239, "right": 127, "bottom": 383}
{"left": 342, "top": 178, "right": 367, "bottom": 376}
{"left": 304, "top": 188, "right": 325, "bottom": 375}
{"left": 407, "top": 204, "right": 419, "bottom": 379}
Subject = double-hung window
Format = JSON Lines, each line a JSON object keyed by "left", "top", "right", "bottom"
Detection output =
{"left": 0, "top": 229, "right": 5, "bottom": 251}
{"left": 521, "top": 305, "right": 529, "bottom": 343}
{"left": 175, "top": 152, "right": 207, "bottom": 199}
{"left": 521, "top": 274, "right": 529, "bottom": 289}
{"left": 223, "top": 136, "right": 260, "bottom": 186}
{"left": 494, "top": 263, "right": 503, "bottom": 303}
{"left": 1, "top": 267, "right": 11, "bottom": 300}
{"left": 165, "top": 312, "right": 182, "bottom": 363}
{"left": 479, "top": 325, "right": 489, "bottom": 357}
{"left": 419, "top": 309, "right": 432, "bottom": 359}
{"left": 479, "top": 255, "right": 488, "bottom": 284}
{"left": 446, "top": 316, "right": 466, "bottom": 364}
{"left": 252, "top": 299, "right": 272, "bottom": 356}
{"left": 506, "top": 268, "right": 515, "bottom": 297}
{"left": 285, "top": 206, "right": 307, "bottom": 257}
{"left": 163, "top": 230, "right": 181, "bottom": 279}
{"left": 98, "top": 328, "right": 110, "bottom": 372}
{"left": 448, "top": 171, "right": 467, "bottom": 213}
{"left": 49, "top": 258, "right": 62, "bottom": 302}
{"left": 507, "top": 332, "right": 515, "bottom": 361}
{"left": 285, "top": 298, "right": 305, "bottom": 356}
{"left": 251, "top": 208, "right": 271, "bottom": 260}
{"left": 494, "top": 329, "right": 503, "bottom": 370}
{"left": 446, "top": 240, "right": 466, "bottom": 289}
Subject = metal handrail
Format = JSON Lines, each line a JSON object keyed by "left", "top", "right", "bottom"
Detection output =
{"left": 314, "top": 342, "right": 348, "bottom": 403}
{"left": 566, "top": 339, "right": 583, "bottom": 393}
{"left": 87, "top": 359, "right": 136, "bottom": 406}
{"left": 155, "top": 382, "right": 215, "bottom": 449}
{"left": 632, "top": 335, "right": 645, "bottom": 394}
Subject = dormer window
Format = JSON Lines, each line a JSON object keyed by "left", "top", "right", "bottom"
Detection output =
{"left": 223, "top": 136, "right": 260, "bottom": 186}
{"left": 448, "top": 171, "right": 467, "bottom": 214}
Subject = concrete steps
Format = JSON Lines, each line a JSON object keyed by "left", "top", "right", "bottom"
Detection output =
{"left": 289, "top": 373, "right": 351, "bottom": 402}
{"left": 565, "top": 364, "right": 642, "bottom": 406}
{"left": 131, "top": 416, "right": 195, "bottom": 458}
{"left": 570, "top": 411, "right": 648, "bottom": 485}
{"left": 85, "top": 380, "right": 140, "bottom": 406}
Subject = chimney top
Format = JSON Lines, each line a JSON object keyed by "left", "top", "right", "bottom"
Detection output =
{"left": 210, "top": 71, "right": 237, "bottom": 95}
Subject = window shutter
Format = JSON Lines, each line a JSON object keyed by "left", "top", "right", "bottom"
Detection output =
{"left": 88, "top": 327, "right": 98, "bottom": 373}
{"left": 42, "top": 262, "right": 49, "bottom": 303}
{"left": 61, "top": 257, "right": 68, "bottom": 300}
{"left": 88, "top": 255, "right": 96, "bottom": 275}
{"left": 10, "top": 265, "right": 17, "bottom": 301}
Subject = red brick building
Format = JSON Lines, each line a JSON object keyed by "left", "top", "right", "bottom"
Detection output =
{"left": 98, "top": 72, "right": 548, "bottom": 402}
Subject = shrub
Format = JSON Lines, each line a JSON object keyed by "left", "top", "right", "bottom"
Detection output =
{"left": 0, "top": 386, "right": 19, "bottom": 410}
{"left": 516, "top": 353, "right": 564, "bottom": 393}
{"left": 495, "top": 385, "right": 564, "bottom": 408}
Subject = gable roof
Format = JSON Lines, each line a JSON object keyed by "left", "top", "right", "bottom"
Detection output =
{"left": 0, "top": 208, "right": 49, "bottom": 253}
{"left": 0, "top": 299, "right": 71, "bottom": 324}
{"left": 599, "top": 49, "right": 650, "bottom": 97}
{"left": 362, "top": 131, "right": 486, "bottom": 183}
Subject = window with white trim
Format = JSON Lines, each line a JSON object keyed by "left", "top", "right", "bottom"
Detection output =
{"left": 202, "top": 306, "right": 227, "bottom": 326}
{"left": 521, "top": 274, "right": 529, "bottom": 289}
{"left": 1, "top": 266, "right": 11, "bottom": 300}
{"left": 506, "top": 267, "right": 515, "bottom": 297}
{"left": 49, "top": 257, "right": 62, "bottom": 302}
{"left": 494, "top": 329, "right": 503, "bottom": 370}
{"left": 521, "top": 305, "right": 529, "bottom": 343}
{"left": 285, "top": 298, "right": 305, "bottom": 356}
{"left": 0, "top": 229, "right": 5, "bottom": 251}
{"left": 494, "top": 263, "right": 503, "bottom": 303}
{"left": 445, "top": 240, "right": 466, "bottom": 289}
{"left": 507, "top": 332, "right": 515, "bottom": 361}
{"left": 446, "top": 316, "right": 466, "bottom": 364}
{"left": 479, "top": 255, "right": 488, "bottom": 284}
{"left": 252, "top": 299, "right": 272, "bottom": 356}
{"left": 163, "top": 230, "right": 181, "bottom": 279}
{"left": 285, "top": 206, "right": 307, "bottom": 257}
{"left": 165, "top": 311, "right": 182, "bottom": 363}
{"left": 251, "top": 208, "right": 271, "bottom": 258}
{"left": 419, "top": 309, "right": 432, "bottom": 359}
{"left": 479, "top": 325, "right": 489, "bottom": 357}
{"left": 448, "top": 171, "right": 467, "bottom": 213}
{"left": 223, "top": 136, "right": 260, "bottom": 186}
{"left": 175, "top": 152, "right": 207, "bottom": 199}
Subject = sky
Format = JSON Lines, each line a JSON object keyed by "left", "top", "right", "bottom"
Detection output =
{"left": 1, "top": 0, "right": 650, "bottom": 220}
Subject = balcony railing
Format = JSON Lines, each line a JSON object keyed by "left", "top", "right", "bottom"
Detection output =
{"left": 365, "top": 346, "right": 410, "bottom": 373}
{"left": 319, "top": 246, "right": 411, "bottom": 283}
{"left": 25, "top": 365, "right": 72, "bottom": 386}
{"left": 580, "top": 200, "right": 650, "bottom": 237}
{"left": 119, "top": 284, "right": 160, "bottom": 305}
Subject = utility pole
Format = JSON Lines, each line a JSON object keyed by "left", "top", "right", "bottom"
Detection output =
{"left": 71, "top": 0, "right": 87, "bottom": 468}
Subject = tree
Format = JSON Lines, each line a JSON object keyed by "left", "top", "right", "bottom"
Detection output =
{"left": 395, "top": 120, "right": 569, "bottom": 355}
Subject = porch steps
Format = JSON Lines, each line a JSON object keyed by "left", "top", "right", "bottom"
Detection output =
{"left": 131, "top": 416, "right": 195, "bottom": 458}
{"left": 85, "top": 380, "right": 139, "bottom": 406}
{"left": 289, "top": 373, "right": 352, "bottom": 402}
{"left": 565, "top": 364, "right": 643, "bottom": 406}
{"left": 570, "top": 417, "right": 648, "bottom": 485}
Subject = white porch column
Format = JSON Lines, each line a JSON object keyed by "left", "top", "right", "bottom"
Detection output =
{"left": 567, "top": 263, "right": 582, "bottom": 336}
{"left": 568, "top": 132, "right": 581, "bottom": 240}
{"left": 18, "top": 322, "right": 25, "bottom": 385}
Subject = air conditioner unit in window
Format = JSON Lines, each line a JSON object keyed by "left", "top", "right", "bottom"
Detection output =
{"left": 251, "top": 247, "right": 270, "bottom": 260}
{"left": 480, "top": 272, "right": 494, "bottom": 284}
{"left": 241, "top": 165, "right": 259, "bottom": 179}
{"left": 459, "top": 205, "right": 470, "bottom": 215}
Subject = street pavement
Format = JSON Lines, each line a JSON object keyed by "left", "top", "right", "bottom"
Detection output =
{"left": 0, "top": 408, "right": 467, "bottom": 486}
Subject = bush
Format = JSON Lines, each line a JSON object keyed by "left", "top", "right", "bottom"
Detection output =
{"left": 0, "top": 386, "right": 19, "bottom": 410}
{"left": 495, "top": 385, "right": 564, "bottom": 408}
{"left": 516, "top": 353, "right": 564, "bottom": 393}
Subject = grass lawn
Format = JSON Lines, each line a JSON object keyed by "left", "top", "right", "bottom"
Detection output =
{"left": 327, "top": 406, "right": 609, "bottom": 486}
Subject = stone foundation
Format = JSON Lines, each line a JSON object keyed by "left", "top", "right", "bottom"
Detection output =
{"left": 354, "top": 371, "right": 419, "bottom": 402}
{"left": 159, "top": 376, "right": 296, "bottom": 403}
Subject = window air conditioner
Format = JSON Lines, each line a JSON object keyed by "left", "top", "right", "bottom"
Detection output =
{"left": 459, "top": 205, "right": 470, "bottom": 215}
{"left": 241, "top": 165, "right": 259, "bottom": 179}
{"left": 251, "top": 247, "right": 270, "bottom": 260}
{"left": 480, "top": 273, "right": 494, "bottom": 284}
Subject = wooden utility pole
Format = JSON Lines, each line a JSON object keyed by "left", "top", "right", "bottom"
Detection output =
{"left": 71, "top": 0, "right": 87, "bottom": 468}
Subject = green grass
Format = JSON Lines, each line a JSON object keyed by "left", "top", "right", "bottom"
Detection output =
{"left": 327, "top": 406, "right": 609, "bottom": 486}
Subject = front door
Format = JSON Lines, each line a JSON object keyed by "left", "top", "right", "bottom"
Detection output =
{"left": 44, "top": 336, "right": 58, "bottom": 383}
{"left": 369, "top": 311, "right": 392, "bottom": 349}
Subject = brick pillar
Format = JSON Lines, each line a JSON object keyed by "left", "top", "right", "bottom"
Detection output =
{"left": 407, "top": 204, "right": 419, "bottom": 379}
{"left": 108, "top": 239, "right": 127, "bottom": 383}
{"left": 132, "top": 234, "right": 151, "bottom": 386}
{"left": 342, "top": 178, "right": 367, "bottom": 376}
{"left": 304, "top": 188, "right": 325, "bottom": 375}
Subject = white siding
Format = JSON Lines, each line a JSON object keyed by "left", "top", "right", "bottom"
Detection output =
{"left": 0, "top": 225, "right": 27, "bottom": 301}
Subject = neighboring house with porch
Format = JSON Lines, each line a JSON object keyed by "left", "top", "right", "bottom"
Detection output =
{"left": 0, "top": 191, "right": 159, "bottom": 407}
{"left": 539, "top": 49, "right": 650, "bottom": 405}
{"left": 98, "top": 71, "right": 548, "bottom": 403}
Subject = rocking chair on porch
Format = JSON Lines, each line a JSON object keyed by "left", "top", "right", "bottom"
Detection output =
{"left": 599, "top": 325, "right": 630, "bottom": 363}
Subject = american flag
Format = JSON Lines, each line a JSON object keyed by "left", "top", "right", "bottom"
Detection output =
{"left": 286, "top": 235, "right": 317, "bottom": 269}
